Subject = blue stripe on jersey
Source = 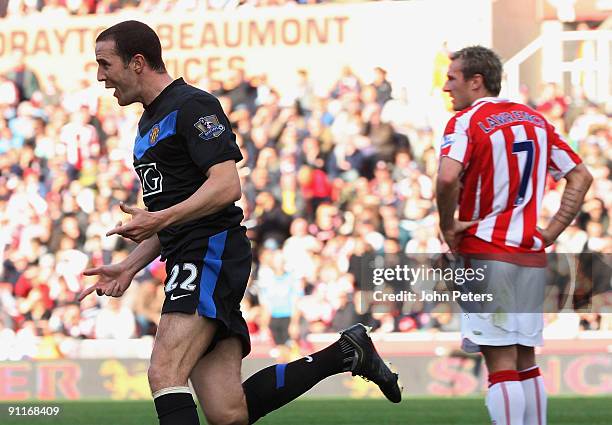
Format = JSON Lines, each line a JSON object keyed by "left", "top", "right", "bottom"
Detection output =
{"left": 275, "top": 364, "right": 287, "bottom": 389}
{"left": 134, "top": 110, "right": 178, "bottom": 160}
{"left": 197, "top": 230, "right": 228, "bottom": 318}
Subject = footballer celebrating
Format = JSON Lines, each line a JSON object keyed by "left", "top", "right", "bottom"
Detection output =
{"left": 79, "top": 20, "right": 401, "bottom": 425}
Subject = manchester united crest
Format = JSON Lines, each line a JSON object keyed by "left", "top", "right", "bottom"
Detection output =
{"left": 149, "top": 125, "right": 160, "bottom": 145}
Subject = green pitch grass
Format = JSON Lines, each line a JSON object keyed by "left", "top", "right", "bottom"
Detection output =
{"left": 1, "top": 397, "right": 610, "bottom": 425}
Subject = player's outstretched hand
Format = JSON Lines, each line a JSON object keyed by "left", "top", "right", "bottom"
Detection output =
{"left": 106, "top": 203, "right": 166, "bottom": 243}
{"left": 78, "top": 263, "right": 134, "bottom": 301}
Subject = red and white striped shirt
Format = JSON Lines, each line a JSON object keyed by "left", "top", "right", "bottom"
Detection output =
{"left": 440, "top": 97, "right": 581, "bottom": 254}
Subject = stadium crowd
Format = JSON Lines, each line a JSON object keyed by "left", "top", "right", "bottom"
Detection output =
{"left": 0, "top": 30, "right": 610, "bottom": 360}
{"left": 1, "top": 0, "right": 328, "bottom": 17}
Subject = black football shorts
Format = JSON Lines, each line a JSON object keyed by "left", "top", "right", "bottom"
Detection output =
{"left": 161, "top": 226, "right": 252, "bottom": 357}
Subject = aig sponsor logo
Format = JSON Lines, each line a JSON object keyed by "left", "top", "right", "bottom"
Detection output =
{"left": 135, "top": 163, "right": 163, "bottom": 197}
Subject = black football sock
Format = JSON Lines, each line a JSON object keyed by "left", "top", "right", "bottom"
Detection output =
{"left": 242, "top": 339, "right": 355, "bottom": 424}
{"left": 153, "top": 387, "right": 200, "bottom": 425}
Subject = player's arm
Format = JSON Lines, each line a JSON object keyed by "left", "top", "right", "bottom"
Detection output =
{"left": 540, "top": 124, "right": 593, "bottom": 247}
{"left": 158, "top": 160, "right": 241, "bottom": 227}
{"left": 436, "top": 117, "right": 477, "bottom": 251}
{"left": 436, "top": 157, "right": 463, "bottom": 231}
{"left": 121, "top": 233, "right": 162, "bottom": 274}
{"left": 540, "top": 163, "right": 592, "bottom": 246}
{"left": 436, "top": 157, "right": 476, "bottom": 251}
{"left": 78, "top": 234, "right": 161, "bottom": 300}
{"left": 158, "top": 95, "right": 243, "bottom": 227}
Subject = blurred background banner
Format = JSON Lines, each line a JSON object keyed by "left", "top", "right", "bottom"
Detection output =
{"left": 0, "top": 1, "right": 492, "bottom": 104}
{"left": 1, "top": 347, "right": 610, "bottom": 400}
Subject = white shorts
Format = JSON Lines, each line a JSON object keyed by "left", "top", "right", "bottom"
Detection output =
{"left": 457, "top": 258, "right": 546, "bottom": 353}
{"left": 461, "top": 313, "right": 544, "bottom": 353}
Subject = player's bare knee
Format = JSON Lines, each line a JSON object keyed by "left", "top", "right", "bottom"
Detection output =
{"left": 204, "top": 393, "right": 248, "bottom": 425}
{"left": 148, "top": 361, "right": 187, "bottom": 392}
{"left": 147, "top": 364, "right": 165, "bottom": 391}
{"left": 205, "top": 405, "right": 249, "bottom": 425}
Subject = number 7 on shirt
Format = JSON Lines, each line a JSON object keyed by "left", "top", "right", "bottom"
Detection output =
{"left": 512, "top": 139, "right": 534, "bottom": 206}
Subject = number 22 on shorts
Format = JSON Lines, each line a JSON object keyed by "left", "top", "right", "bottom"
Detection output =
{"left": 164, "top": 263, "right": 198, "bottom": 293}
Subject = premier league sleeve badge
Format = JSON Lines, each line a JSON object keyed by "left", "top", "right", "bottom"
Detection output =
{"left": 194, "top": 115, "right": 226, "bottom": 141}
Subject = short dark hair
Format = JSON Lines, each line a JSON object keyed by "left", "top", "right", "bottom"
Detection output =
{"left": 450, "top": 46, "right": 502, "bottom": 96}
{"left": 96, "top": 21, "right": 166, "bottom": 72}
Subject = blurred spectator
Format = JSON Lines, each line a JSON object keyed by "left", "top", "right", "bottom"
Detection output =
{"left": 292, "top": 69, "right": 316, "bottom": 113}
{"left": 253, "top": 191, "right": 292, "bottom": 248}
{"left": 133, "top": 279, "right": 165, "bottom": 336}
{"left": 536, "top": 82, "right": 569, "bottom": 134}
{"left": 424, "top": 303, "right": 460, "bottom": 332}
{"left": 94, "top": 298, "right": 136, "bottom": 339}
{"left": 293, "top": 283, "right": 334, "bottom": 335}
{"left": 0, "top": 0, "right": 8, "bottom": 17}
{"left": 214, "top": 69, "right": 257, "bottom": 113}
{"left": 257, "top": 250, "right": 302, "bottom": 358}
{"left": 41, "top": 0, "right": 69, "bottom": 18}
{"left": 6, "top": 50, "right": 41, "bottom": 102}
{"left": 568, "top": 102, "right": 608, "bottom": 143}
{"left": 331, "top": 66, "right": 361, "bottom": 99}
{"left": 282, "top": 217, "right": 321, "bottom": 280}
{"left": 329, "top": 291, "right": 358, "bottom": 332}
{"left": 0, "top": 75, "right": 19, "bottom": 111}
{"left": 372, "top": 67, "right": 392, "bottom": 106}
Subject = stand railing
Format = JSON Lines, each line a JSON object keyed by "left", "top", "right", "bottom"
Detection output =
{"left": 504, "top": 30, "right": 611, "bottom": 103}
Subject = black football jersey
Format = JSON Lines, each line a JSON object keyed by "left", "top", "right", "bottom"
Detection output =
{"left": 133, "top": 78, "right": 243, "bottom": 259}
